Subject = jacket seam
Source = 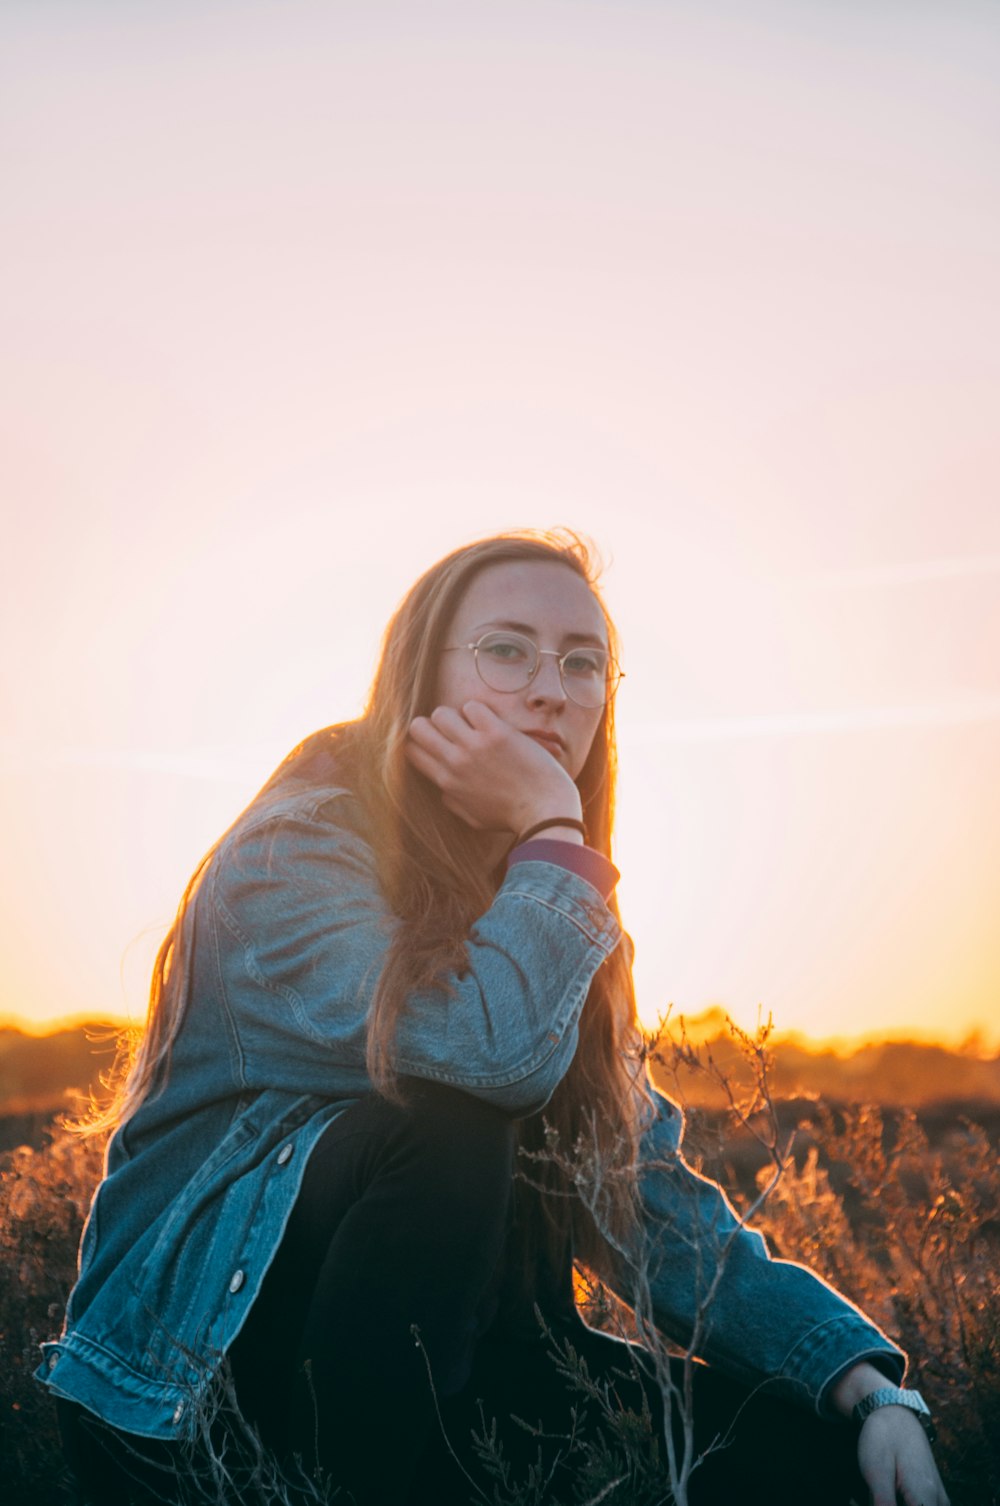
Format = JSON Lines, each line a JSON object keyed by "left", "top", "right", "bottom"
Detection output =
{"left": 495, "top": 887, "right": 618, "bottom": 947}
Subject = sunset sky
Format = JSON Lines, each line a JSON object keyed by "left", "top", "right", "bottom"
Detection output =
{"left": 2, "top": 0, "right": 998, "bottom": 1049}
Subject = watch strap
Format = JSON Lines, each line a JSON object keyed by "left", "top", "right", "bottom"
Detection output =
{"left": 852, "top": 1387, "right": 936, "bottom": 1443}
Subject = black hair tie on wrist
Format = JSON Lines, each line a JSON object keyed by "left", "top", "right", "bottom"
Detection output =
{"left": 515, "top": 817, "right": 588, "bottom": 845}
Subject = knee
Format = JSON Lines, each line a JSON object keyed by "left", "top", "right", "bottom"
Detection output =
{"left": 393, "top": 1079, "right": 517, "bottom": 1187}
{"left": 357, "top": 1082, "right": 517, "bottom": 1263}
{"left": 307, "top": 1081, "right": 517, "bottom": 1215}
{"left": 347, "top": 1080, "right": 517, "bottom": 1238}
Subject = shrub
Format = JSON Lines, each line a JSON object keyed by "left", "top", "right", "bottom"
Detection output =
{"left": 2, "top": 1092, "right": 997, "bottom": 1503}
{"left": 0, "top": 1125, "right": 106, "bottom": 1503}
{"left": 752, "top": 1104, "right": 1000, "bottom": 1506}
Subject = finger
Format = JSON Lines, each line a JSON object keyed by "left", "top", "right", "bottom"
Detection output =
{"left": 861, "top": 1456, "right": 898, "bottom": 1506}
{"left": 405, "top": 739, "right": 477, "bottom": 820}
{"left": 428, "top": 704, "right": 479, "bottom": 741}
{"left": 439, "top": 792, "right": 484, "bottom": 828}
{"left": 899, "top": 1473, "right": 950, "bottom": 1506}
{"left": 407, "top": 715, "right": 463, "bottom": 758}
{"left": 403, "top": 739, "right": 450, "bottom": 788}
{"left": 406, "top": 732, "right": 490, "bottom": 814}
{"left": 459, "top": 699, "right": 503, "bottom": 731}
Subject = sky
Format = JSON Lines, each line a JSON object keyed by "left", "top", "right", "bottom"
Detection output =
{"left": 1, "top": 0, "right": 998, "bottom": 1048}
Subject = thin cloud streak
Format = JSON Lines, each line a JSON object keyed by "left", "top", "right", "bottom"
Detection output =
{"left": 622, "top": 697, "right": 1000, "bottom": 746}
{"left": 5, "top": 699, "right": 1000, "bottom": 773}
{"left": 792, "top": 556, "right": 1000, "bottom": 590}
{"left": 0, "top": 741, "right": 279, "bottom": 782}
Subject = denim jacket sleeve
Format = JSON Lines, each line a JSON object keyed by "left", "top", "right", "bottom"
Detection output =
{"left": 209, "top": 790, "right": 622, "bottom": 1116}
{"left": 603, "top": 1085, "right": 905, "bottom": 1417}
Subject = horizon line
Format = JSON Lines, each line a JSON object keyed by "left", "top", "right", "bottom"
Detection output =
{"left": 3, "top": 1007, "right": 996, "bottom": 1060}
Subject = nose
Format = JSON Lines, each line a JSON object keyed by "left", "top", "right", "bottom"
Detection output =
{"left": 526, "top": 651, "right": 567, "bottom": 705}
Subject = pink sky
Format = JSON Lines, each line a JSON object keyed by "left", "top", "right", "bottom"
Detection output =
{"left": 2, "top": 0, "right": 998, "bottom": 1046}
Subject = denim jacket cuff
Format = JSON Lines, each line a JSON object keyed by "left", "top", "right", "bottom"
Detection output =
{"left": 498, "top": 859, "right": 620, "bottom": 949}
{"left": 779, "top": 1313, "right": 907, "bottom": 1418}
{"left": 506, "top": 840, "right": 620, "bottom": 900}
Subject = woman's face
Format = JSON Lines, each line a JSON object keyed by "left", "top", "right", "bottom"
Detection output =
{"left": 435, "top": 559, "right": 608, "bottom": 781}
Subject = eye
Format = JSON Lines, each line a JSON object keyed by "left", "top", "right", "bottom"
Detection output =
{"left": 479, "top": 633, "right": 533, "bottom": 663}
{"left": 562, "top": 648, "right": 606, "bottom": 678}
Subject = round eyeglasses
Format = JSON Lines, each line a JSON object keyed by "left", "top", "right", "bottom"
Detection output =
{"left": 441, "top": 630, "right": 623, "bottom": 709}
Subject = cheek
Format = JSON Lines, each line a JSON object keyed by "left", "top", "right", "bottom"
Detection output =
{"left": 570, "top": 712, "right": 605, "bottom": 778}
{"left": 433, "top": 655, "right": 503, "bottom": 713}
{"left": 434, "top": 655, "right": 474, "bottom": 710}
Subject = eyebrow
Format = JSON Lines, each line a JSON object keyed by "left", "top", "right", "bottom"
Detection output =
{"left": 471, "top": 619, "right": 608, "bottom": 648}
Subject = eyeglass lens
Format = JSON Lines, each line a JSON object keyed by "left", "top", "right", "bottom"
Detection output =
{"left": 474, "top": 632, "right": 615, "bottom": 708}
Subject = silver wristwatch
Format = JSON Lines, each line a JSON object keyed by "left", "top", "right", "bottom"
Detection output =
{"left": 852, "top": 1387, "right": 936, "bottom": 1443}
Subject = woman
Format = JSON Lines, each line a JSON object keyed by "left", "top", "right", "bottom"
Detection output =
{"left": 42, "top": 532, "right": 948, "bottom": 1506}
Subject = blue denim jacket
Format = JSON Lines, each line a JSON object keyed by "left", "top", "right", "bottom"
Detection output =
{"left": 38, "top": 780, "right": 904, "bottom": 1439}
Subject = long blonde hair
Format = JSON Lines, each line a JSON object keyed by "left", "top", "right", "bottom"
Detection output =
{"left": 96, "top": 530, "right": 643, "bottom": 1269}
{"left": 343, "top": 528, "right": 645, "bottom": 1270}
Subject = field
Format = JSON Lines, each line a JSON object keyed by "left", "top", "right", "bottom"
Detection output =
{"left": 1, "top": 1021, "right": 998, "bottom": 1504}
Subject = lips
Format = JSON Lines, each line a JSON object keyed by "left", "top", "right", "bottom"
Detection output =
{"left": 524, "top": 731, "right": 566, "bottom": 755}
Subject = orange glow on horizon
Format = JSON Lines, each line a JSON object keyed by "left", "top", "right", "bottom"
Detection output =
{"left": 1, "top": 2, "right": 997, "bottom": 1058}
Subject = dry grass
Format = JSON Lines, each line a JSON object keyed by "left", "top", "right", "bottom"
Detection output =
{"left": 751, "top": 1104, "right": 1000, "bottom": 1506}
{"left": 2, "top": 1094, "right": 998, "bottom": 1505}
{"left": 0, "top": 1128, "right": 106, "bottom": 1501}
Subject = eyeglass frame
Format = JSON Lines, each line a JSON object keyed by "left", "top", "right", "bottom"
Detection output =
{"left": 440, "top": 630, "right": 624, "bottom": 708}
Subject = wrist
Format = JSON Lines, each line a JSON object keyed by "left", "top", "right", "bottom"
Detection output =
{"left": 515, "top": 816, "right": 587, "bottom": 847}
{"left": 521, "top": 824, "right": 585, "bottom": 846}
{"left": 830, "top": 1361, "right": 897, "bottom": 1418}
{"left": 853, "top": 1387, "right": 936, "bottom": 1443}
{"left": 518, "top": 795, "right": 584, "bottom": 834}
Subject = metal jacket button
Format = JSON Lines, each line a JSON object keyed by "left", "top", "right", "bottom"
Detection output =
{"left": 277, "top": 1143, "right": 294, "bottom": 1166}
{"left": 229, "top": 1269, "right": 245, "bottom": 1294}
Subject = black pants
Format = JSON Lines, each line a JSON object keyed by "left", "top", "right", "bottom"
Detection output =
{"left": 60, "top": 1082, "right": 866, "bottom": 1505}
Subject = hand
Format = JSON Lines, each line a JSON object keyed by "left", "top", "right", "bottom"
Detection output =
{"left": 405, "top": 700, "right": 583, "bottom": 835}
{"left": 830, "top": 1363, "right": 949, "bottom": 1506}
{"left": 856, "top": 1408, "right": 950, "bottom": 1506}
